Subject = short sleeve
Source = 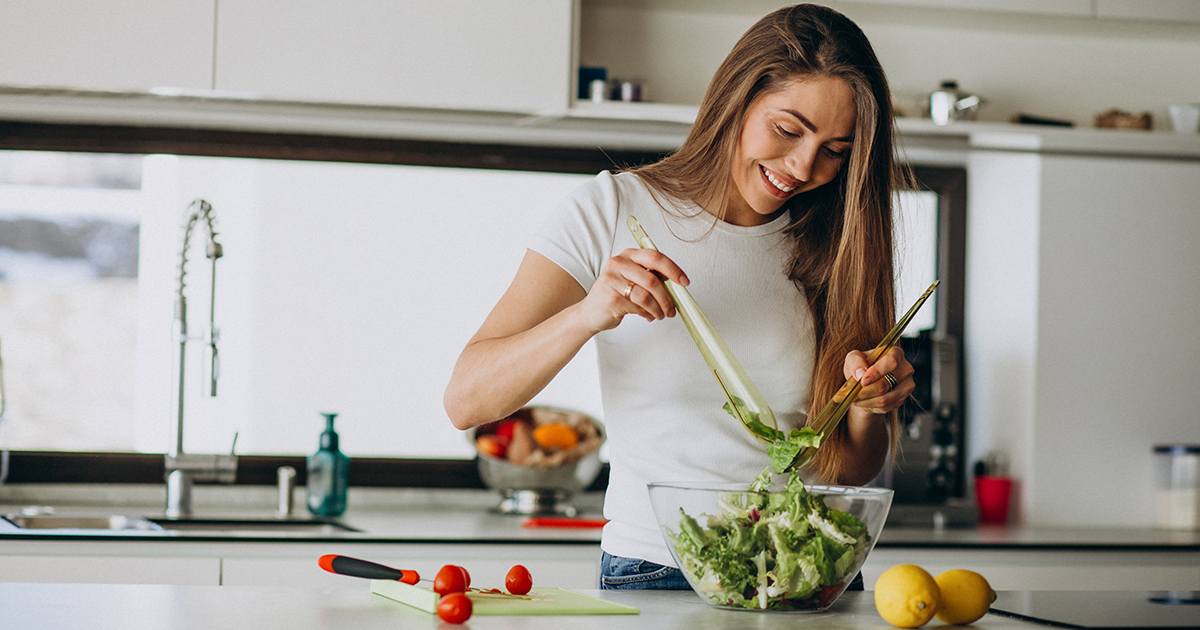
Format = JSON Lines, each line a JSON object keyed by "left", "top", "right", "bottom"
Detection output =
{"left": 528, "top": 171, "right": 624, "bottom": 292}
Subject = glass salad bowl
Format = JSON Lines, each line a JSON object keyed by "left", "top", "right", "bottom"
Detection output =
{"left": 648, "top": 480, "right": 893, "bottom": 612}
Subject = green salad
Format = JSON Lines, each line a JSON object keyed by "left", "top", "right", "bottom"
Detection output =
{"left": 667, "top": 470, "right": 870, "bottom": 611}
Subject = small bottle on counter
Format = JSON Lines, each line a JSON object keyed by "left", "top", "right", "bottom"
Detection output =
{"left": 307, "top": 412, "right": 349, "bottom": 517}
{"left": 1156, "top": 444, "right": 1200, "bottom": 530}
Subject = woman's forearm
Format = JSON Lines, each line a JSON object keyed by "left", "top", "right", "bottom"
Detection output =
{"left": 444, "top": 301, "right": 595, "bottom": 429}
{"left": 837, "top": 407, "right": 891, "bottom": 485}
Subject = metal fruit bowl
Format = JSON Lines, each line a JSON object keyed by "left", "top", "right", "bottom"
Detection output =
{"left": 466, "top": 406, "right": 605, "bottom": 516}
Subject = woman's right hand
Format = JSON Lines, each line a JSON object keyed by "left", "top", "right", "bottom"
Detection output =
{"left": 445, "top": 248, "right": 688, "bottom": 429}
{"left": 579, "top": 248, "right": 690, "bottom": 332}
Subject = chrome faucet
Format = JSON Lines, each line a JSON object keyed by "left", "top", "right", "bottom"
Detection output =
{"left": 165, "top": 199, "right": 237, "bottom": 519}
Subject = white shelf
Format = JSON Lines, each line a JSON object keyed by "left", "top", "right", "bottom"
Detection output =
{"left": 1, "top": 85, "right": 1198, "bottom": 160}
{"left": 567, "top": 100, "right": 698, "bottom": 124}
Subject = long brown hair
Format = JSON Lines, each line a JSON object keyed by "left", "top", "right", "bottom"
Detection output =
{"left": 632, "top": 4, "right": 905, "bottom": 483}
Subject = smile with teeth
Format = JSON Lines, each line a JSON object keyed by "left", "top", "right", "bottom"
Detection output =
{"left": 761, "top": 165, "right": 797, "bottom": 193}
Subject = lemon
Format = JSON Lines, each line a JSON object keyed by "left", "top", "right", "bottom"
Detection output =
{"left": 874, "top": 564, "right": 940, "bottom": 628}
{"left": 934, "top": 569, "right": 996, "bottom": 625}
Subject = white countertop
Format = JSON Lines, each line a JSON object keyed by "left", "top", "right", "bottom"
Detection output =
{"left": 0, "top": 583, "right": 1055, "bottom": 630}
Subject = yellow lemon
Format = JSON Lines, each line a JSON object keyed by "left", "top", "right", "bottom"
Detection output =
{"left": 934, "top": 569, "right": 996, "bottom": 625}
{"left": 874, "top": 564, "right": 940, "bottom": 628}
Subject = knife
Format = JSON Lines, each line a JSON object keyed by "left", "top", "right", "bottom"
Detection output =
{"left": 318, "top": 554, "right": 419, "bottom": 584}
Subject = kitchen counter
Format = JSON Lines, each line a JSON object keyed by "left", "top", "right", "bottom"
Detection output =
{"left": 0, "top": 582, "right": 1054, "bottom": 630}
{"left": 2, "top": 485, "right": 1199, "bottom": 549}
{"left": 2, "top": 485, "right": 1198, "bottom": 592}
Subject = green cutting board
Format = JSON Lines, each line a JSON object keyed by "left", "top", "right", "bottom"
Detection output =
{"left": 370, "top": 580, "right": 639, "bottom": 616}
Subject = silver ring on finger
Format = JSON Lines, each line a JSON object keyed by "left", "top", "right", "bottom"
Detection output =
{"left": 623, "top": 282, "right": 634, "bottom": 299}
{"left": 883, "top": 373, "right": 898, "bottom": 392}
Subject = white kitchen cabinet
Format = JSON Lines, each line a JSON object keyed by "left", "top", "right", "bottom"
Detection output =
{"left": 838, "top": 0, "right": 1092, "bottom": 17}
{"left": 0, "top": 554, "right": 220, "bottom": 586}
{"left": 0, "top": 0, "right": 215, "bottom": 92}
{"left": 221, "top": 543, "right": 601, "bottom": 589}
{"left": 1095, "top": 0, "right": 1200, "bottom": 23}
{"left": 0, "top": 540, "right": 600, "bottom": 589}
{"left": 214, "top": 0, "right": 575, "bottom": 113}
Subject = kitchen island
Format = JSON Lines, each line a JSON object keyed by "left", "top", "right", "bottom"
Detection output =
{"left": 0, "top": 582, "right": 1060, "bottom": 629}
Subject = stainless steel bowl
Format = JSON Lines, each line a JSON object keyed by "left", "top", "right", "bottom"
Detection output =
{"left": 466, "top": 406, "right": 605, "bottom": 515}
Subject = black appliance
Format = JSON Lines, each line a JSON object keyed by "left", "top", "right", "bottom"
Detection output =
{"left": 880, "top": 166, "right": 972, "bottom": 525}
{"left": 890, "top": 332, "right": 965, "bottom": 502}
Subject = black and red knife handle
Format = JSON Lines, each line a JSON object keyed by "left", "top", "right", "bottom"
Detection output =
{"left": 318, "top": 554, "right": 419, "bottom": 584}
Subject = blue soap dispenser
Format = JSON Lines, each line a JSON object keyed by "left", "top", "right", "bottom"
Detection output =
{"left": 307, "top": 412, "right": 349, "bottom": 517}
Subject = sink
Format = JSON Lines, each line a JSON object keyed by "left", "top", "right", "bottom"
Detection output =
{"left": 3, "top": 513, "right": 360, "bottom": 533}
{"left": 3, "top": 514, "right": 162, "bottom": 531}
{"left": 149, "top": 517, "right": 360, "bottom": 533}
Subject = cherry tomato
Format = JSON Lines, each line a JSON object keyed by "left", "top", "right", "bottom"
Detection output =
{"left": 475, "top": 434, "right": 509, "bottom": 458}
{"left": 436, "top": 592, "right": 472, "bottom": 624}
{"left": 458, "top": 565, "right": 471, "bottom": 589}
{"left": 433, "top": 564, "right": 467, "bottom": 595}
{"left": 505, "top": 564, "right": 533, "bottom": 595}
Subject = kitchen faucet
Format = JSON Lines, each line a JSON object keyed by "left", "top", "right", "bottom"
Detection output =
{"left": 164, "top": 199, "right": 237, "bottom": 519}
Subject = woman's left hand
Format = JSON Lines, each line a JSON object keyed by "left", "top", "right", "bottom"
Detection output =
{"left": 843, "top": 346, "right": 914, "bottom": 415}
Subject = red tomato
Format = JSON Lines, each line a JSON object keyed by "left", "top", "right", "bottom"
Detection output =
{"left": 436, "top": 592, "right": 472, "bottom": 624}
{"left": 505, "top": 564, "right": 533, "bottom": 595}
{"left": 433, "top": 564, "right": 467, "bottom": 595}
{"left": 475, "top": 434, "right": 509, "bottom": 458}
{"left": 457, "top": 565, "right": 471, "bottom": 589}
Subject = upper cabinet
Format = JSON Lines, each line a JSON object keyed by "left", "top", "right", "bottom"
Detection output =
{"left": 213, "top": 0, "right": 575, "bottom": 114}
{"left": 574, "top": 0, "right": 1200, "bottom": 129}
{"left": 0, "top": 0, "right": 215, "bottom": 91}
{"left": 838, "top": 0, "right": 1200, "bottom": 20}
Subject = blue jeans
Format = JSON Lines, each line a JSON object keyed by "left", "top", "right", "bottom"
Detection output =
{"left": 599, "top": 551, "right": 691, "bottom": 590}
{"left": 598, "top": 551, "right": 866, "bottom": 592}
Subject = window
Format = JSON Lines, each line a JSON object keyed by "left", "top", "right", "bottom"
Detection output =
{"left": 1, "top": 151, "right": 598, "bottom": 459}
{"left": 0, "top": 152, "right": 144, "bottom": 452}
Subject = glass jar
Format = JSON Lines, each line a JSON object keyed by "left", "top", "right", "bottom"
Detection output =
{"left": 1155, "top": 445, "right": 1200, "bottom": 529}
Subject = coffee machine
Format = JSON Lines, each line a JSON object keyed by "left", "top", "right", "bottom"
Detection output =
{"left": 883, "top": 330, "right": 976, "bottom": 526}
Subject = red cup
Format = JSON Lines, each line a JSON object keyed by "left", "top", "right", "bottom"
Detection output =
{"left": 975, "top": 475, "right": 1013, "bottom": 525}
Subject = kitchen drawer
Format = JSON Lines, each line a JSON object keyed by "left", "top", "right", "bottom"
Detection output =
{"left": 221, "top": 543, "right": 602, "bottom": 589}
{"left": 0, "top": 554, "right": 221, "bottom": 586}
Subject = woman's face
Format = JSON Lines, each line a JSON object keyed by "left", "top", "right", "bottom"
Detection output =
{"left": 724, "top": 76, "right": 857, "bottom": 227}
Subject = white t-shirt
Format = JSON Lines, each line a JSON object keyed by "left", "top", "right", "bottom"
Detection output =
{"left": 530, "top": 171, "right": 816, "bottom": 567}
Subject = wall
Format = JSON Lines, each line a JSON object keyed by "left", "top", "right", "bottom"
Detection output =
{"left": 962, "top": 147, "right": 1200, "bottom": 527}
{"left": 581, "top": 1, "right": 1200, "bottom": 129}
{"left": 962, "top": 151, "right": 1040, "bottom": 524}
{"left": 1031, "top": 154, "right": 1200, "bottom": 526}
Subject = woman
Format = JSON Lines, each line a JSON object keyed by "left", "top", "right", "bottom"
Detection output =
{"left": 444, "top": 4, "right": 914, "bottom": 590}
